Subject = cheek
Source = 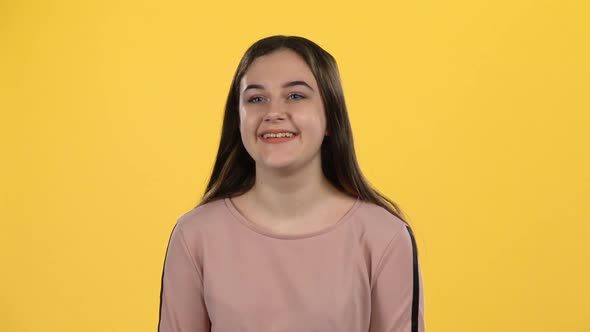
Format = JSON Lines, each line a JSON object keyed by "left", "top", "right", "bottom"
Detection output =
{"left": 298, "top": 112, "right": 327, "bottom": 140}
{"left": 238, "top": 108, "right": 249, "bottom": 131}
{"left": 310, "top": 102, "right": 327, "bottom": 133}
{"left": 239, "top": 111, "right": 259, "bottom": 142}
{"left": 239, "top": 118, "right": 257, "bottom": 158}
{"left": 313, "top": 107, "right": 328, "bottom": 133}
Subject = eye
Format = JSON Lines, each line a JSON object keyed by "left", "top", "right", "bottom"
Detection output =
{"left": 288, "top": 93, "right": 305, "bottom": 100}
{"left": 248, "top": 96, "right": 265, "bottom": 103}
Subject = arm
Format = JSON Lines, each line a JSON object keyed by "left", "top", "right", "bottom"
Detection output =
{"left": 158, "top": 223, "right": 210, "bottom": 332}
{"left": 369, "top": 224, "right": 425, "bottom": 332}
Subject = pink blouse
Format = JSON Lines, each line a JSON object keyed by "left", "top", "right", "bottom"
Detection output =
{"left": 158, "top": 197, "right": 425, "bottom": 331}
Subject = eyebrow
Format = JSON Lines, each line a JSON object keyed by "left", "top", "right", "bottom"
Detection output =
{"left": 243, "top": 80, "right": 315, "bottom": 93}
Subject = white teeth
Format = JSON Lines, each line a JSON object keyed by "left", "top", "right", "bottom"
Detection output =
{"left": 263, "top": 132, "right": 294, "bottom": 138}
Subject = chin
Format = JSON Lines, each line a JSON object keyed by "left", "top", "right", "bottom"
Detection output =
{"left": 257, "top": 157, "right": 300, "bottom": 170}
{"left": 260, "top": 161, "right": 295, "bottom": 170}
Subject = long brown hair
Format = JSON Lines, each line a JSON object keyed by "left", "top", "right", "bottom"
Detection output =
{"left": 198, "top": 35, "right": 408, "bottom": 223}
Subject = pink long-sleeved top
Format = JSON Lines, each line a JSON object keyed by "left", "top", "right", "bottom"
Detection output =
{"left": 158, "top": 197, "right": 425, "bottom": 332}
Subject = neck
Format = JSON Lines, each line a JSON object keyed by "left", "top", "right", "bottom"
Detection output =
{"left": 249, "top": 157, "right": 338, "bottom": 219}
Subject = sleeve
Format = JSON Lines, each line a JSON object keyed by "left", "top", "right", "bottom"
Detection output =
{"left": 369, "top": 224, "right": 425, "bottom": 332}
{"left": 158, "top": 223, "right": 211, "bottom": 332}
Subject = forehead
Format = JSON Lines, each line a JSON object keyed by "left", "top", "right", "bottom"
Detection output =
{"left": 240, "top": 49, "right": 318, "bottom": 89}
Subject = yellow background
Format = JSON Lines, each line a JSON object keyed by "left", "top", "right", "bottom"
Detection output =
{"left": 1, "top": 0, "right": 588, "bottom": 331}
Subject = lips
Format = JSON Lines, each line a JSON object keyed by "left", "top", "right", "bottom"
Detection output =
{"left": 259, "top": 128, "right": 298, "bottom": 137}
{"left": 258, "top": 129, "right": 299, "bottom": 145}
{"left": 260, "top": 135, "right": 297, "bottom": 144}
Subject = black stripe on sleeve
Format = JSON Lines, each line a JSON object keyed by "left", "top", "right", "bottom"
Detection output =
{"left": 157, "top": 223, "right": 178, "bottom": 332}
{"left": 405, "top": 225, "right": 419, "bottom": 332}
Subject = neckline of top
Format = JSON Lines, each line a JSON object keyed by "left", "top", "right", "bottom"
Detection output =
{"left": 223, "top": 196, "right": 362, "bottom": 240}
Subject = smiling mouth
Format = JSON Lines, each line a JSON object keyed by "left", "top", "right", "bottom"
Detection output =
{"left": 260, "top": 133, "right": 299, "bottom": 144}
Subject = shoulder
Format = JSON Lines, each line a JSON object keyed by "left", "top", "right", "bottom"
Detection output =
{"left": 354, "top": 199, "right": 409, "bottom": 238}
{"left": 352, "top": 200, "right": 411, "bottom": 263}
{"left": 352, "top": 200, "right": 416, "bottom": 286}
{"left": 174, "top": 198, "right": 229, "bottom": 237}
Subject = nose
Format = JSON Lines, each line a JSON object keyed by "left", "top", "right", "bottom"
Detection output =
{"left": 263, "top": 99, "right": 287, "bottom": 122}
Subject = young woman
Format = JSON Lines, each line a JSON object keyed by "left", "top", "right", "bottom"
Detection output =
{"left": 158, "top": 35, "right": 425, "bottom": 332}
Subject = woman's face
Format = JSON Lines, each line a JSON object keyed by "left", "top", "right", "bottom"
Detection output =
{"left": 239, "top": 49, "right": 327, "bottom": 172}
